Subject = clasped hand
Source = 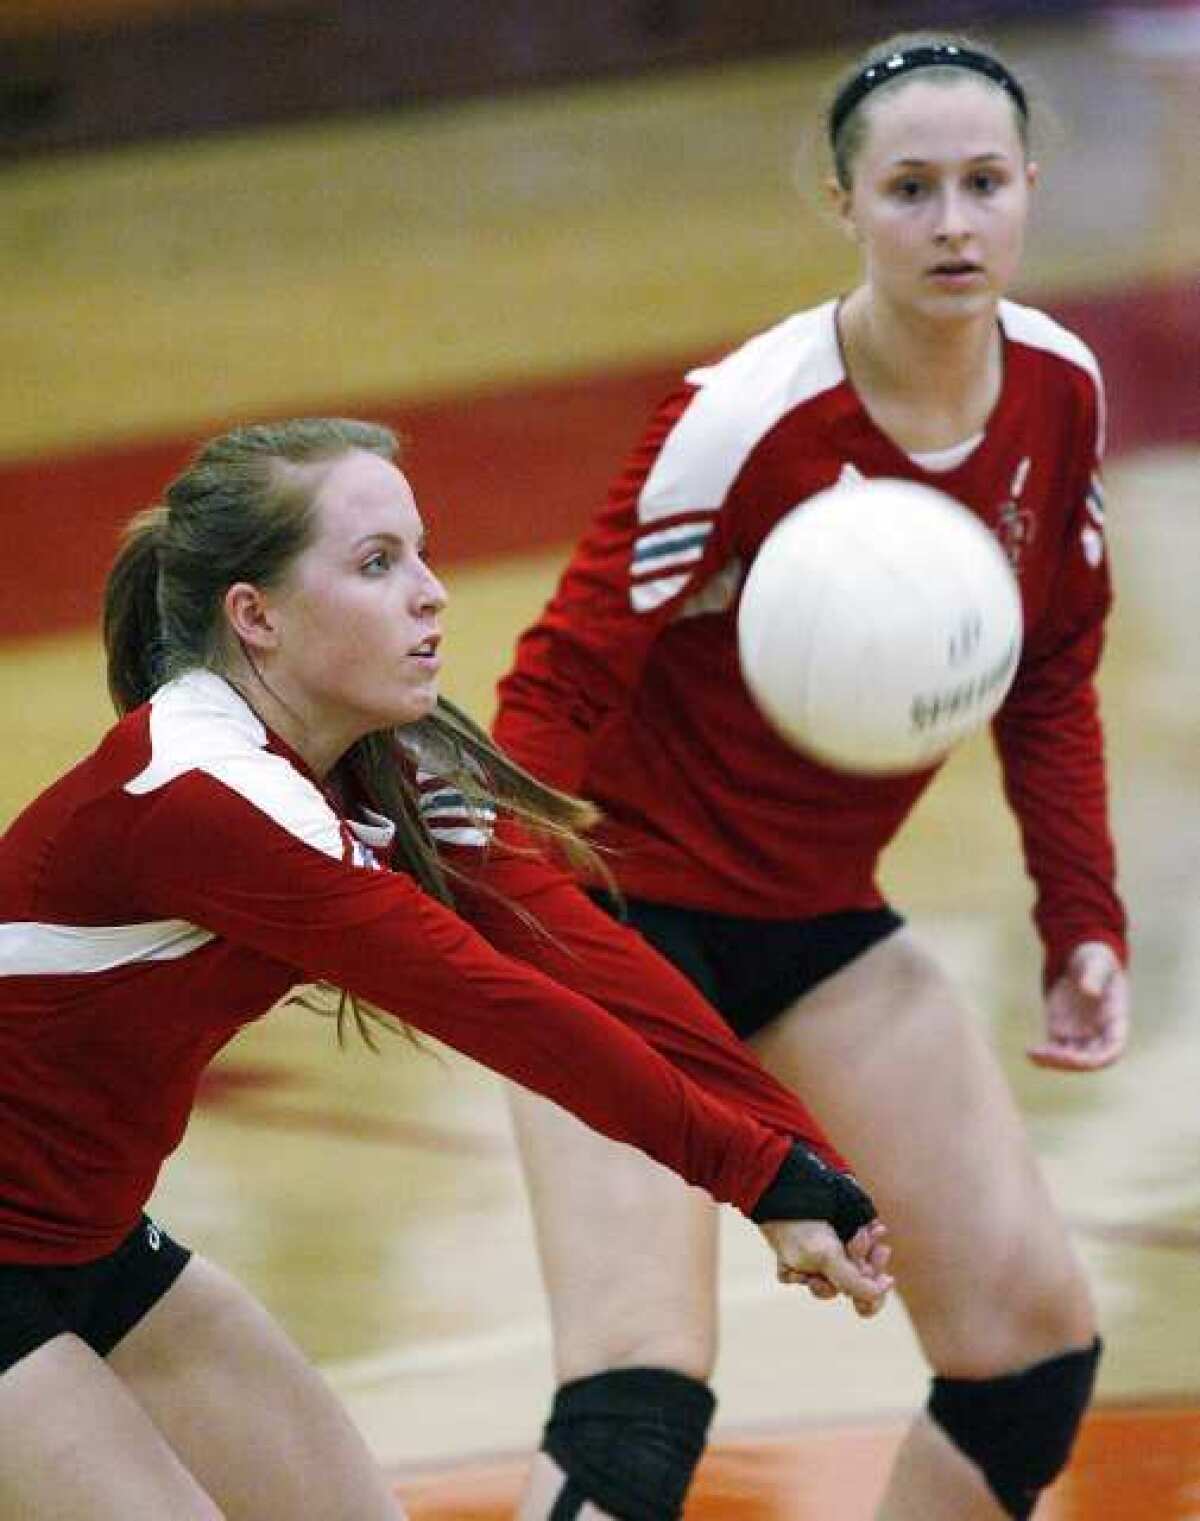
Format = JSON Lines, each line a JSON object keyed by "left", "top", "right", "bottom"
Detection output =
{"left": 758, "top": 1217, "right": 893, "bottom": 1318}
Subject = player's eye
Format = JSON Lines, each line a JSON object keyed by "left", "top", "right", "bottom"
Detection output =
{"left": 968, "top": 169, "right": 1004, "bottom": 195}
{"left": 891, "top": 176, "right": 927, "bottom": 202}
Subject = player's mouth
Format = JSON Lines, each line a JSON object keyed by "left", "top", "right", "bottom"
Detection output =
{"left": 927, "top": 260, "right": 985, "bottom": 285}
{"left": 408, "top": 633, "right": 442, "bottom": 672}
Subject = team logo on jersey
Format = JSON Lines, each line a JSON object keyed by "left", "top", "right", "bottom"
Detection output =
{"left": 995, "top": 456, "right": 1036, "bottom": 572}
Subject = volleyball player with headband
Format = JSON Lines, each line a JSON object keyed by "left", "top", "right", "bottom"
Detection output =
{"left": 494, "top": 32, "right": 1129, "bottom": 1521}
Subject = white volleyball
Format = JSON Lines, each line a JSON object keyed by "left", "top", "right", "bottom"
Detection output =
{"left": 737, "top": 478, "right": 1023, "bottom": 775}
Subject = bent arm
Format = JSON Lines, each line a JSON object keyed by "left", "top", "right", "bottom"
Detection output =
{"left": 992, "top": 470, "right": 1127, "bottom": 989}
{"left": 495, "top": 384, "right": 731, "bottom": 790}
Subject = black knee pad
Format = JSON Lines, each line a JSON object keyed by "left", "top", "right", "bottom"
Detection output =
{"left": 929, "top": 1337, "right": 1102, "bottom": 1519}
{"left": 541, "top": 1367, "right": 716, "bottom": 1520}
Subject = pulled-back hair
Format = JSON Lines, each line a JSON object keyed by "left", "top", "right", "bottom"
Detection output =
{"left": 103, "top": 417, "right": 601, "bottom": 1044}
{"left": 105, "top": 417, "right": 393, "bottom": 713}
{"left": 827, "top": 32, "right": 1032, "bottom": 190}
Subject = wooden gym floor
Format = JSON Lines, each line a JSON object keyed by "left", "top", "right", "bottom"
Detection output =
{"left": 1, "top": 12, "right": 1198, "bottom": 1515}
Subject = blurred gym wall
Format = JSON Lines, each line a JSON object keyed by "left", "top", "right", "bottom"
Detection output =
{"left": 2, "top": 0, "right": 1097, "bottom": 158}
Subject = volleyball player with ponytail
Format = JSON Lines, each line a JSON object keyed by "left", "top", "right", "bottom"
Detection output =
{"left": 0, "top": 418, "right": 890, "bottom": 1518}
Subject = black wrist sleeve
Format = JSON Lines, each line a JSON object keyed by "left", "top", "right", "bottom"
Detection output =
{"left": 749, "top": 1143, "right": 876, "bottom": 1243}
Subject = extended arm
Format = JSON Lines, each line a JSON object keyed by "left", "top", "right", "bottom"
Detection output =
{"left": 131, "top": 774, "right": 866, "bottom": 1227}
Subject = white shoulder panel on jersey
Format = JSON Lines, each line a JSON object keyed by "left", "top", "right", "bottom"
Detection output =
{"left": 124, "top": 670, "right": 346, "bottom": 860}
{"left": 0, "top": 918, "right": 214, "bottom": 977}
{"left": 637, "top": 301, "right": 844, "bottom": 525}
{"left": 1000, "top": 299, "right": 1106, "bottom": 454}
{"left": 999, "top": 299, "right": 1101, "bottom": 382}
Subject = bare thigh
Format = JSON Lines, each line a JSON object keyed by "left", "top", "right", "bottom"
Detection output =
{"left": 506, "top": 1085, "right": 720, "bottom": 1382}
{"left": 107, "top": 1254, "right": 403, "bottom": 1521}
{"left": 0, "top": 1333, "right": 223, "bottom": 1521}
{"left": 749, "top": 928, "right": 1095, "bottom": 1376}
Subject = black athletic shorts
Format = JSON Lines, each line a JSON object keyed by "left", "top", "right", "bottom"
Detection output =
{"left": 0, "top": 1215, "right": 191, "bottom": 1376}
{"left": 595, "top": 896, "right": 904, "bottom": 1039}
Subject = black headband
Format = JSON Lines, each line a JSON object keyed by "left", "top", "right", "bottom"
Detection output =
{"left": 828, "top": 44, "right": 1029, "bottom": 147}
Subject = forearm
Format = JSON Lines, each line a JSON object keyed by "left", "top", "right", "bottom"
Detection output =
{"left": 995, "top": 676, "right": 1126, "bottom": 986}
{"left": 452, "top": 843, "right": 851, "bottom": 1171}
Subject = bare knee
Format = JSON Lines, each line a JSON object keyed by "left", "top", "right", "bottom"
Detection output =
{"left": 994, "top": 1249, "right": 1097, "bottom": 1372}
{"left": 552, "top": 1281, "right": 717, "bottom": 1385}
{"left": 906, "top": 1186, "right": 1095, "bottom": 1381}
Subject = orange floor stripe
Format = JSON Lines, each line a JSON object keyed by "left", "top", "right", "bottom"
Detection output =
{"left": 397, "top": 1405, "right": 1200, "bottom": 1519}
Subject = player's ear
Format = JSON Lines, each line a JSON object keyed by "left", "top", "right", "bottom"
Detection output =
{"left": 825, "top": 175, "right": 857, "bottom": 240}
{"left": 224, "top": 582, "right": 280, "bottom": 651}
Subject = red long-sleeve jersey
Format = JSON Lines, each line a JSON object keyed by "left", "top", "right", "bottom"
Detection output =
{"left": 0, "top": 670, "right": 851, "bottom": 1264}
{"left": 496, "top": 298, "right": 1128, "bottom": 986}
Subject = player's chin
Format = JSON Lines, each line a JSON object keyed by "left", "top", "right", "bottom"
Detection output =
{"left": 920, "top": 284, "right": 996, "bottom": 320}
{"left": 388, "top": 681, "right": 440, "bottom": 727}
